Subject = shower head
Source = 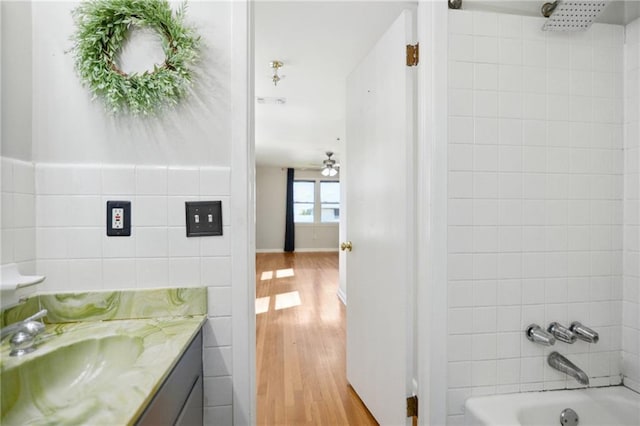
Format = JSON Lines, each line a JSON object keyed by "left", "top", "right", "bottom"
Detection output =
{"left": 541, "top": 1, "right": 609, "bottom": 32}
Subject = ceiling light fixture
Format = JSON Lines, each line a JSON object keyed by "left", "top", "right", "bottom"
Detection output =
{"left": 270, "top": 60, "right": 284, "bottom": 86}
{"left": 321, "top": 151, "right": 339, "bottom": 177}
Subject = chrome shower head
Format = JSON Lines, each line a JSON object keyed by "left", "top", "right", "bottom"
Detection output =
{"left": 541, "top": 1, "right": 609, "bottom": 32}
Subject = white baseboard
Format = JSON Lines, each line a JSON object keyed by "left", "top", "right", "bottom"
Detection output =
{"left": 255, "top": 248, "right": 339, "bottom": 253}
{"left": 336, "top": 287, "right": 347, "bottom": 306}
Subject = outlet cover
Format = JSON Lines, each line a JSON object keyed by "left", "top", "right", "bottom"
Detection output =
{"left": 106, "top": 201, "right": 131, "bottom": 236}
{"left": 185, "top": 201, "right": 222, "bottom": 237}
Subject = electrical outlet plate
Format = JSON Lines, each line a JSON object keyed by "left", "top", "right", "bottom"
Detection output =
{"left": 185, "top": 201, "right": 223, "bottom": 237}
{"left": 106, "top": 201, "right": 131, "bottom": 236}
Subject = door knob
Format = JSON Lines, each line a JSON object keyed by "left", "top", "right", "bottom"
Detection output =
{"left": 340, "top": 241, "right": 352, "bottom": 252}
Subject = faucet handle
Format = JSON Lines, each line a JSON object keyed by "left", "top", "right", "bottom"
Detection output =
{"left": 548, "top": 322, "right": 577, "bottom": 344}
{"left": 24, "top": 309, "right": 47, "bottom": 323}
{"left": 526, "top": 324, "right": 556, "bottom": 346}
{"left": 569, "top": 322, "right": 599, "bottom": 344}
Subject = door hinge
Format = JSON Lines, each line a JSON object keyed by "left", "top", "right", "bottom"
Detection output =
{"left": 406, "top": 43, "right": 419, "bottom": 67}
{"left": 406, "top": 395, "right": 418, "bottom": 418}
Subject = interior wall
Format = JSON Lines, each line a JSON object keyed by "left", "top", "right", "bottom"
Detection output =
{"left": 1, "top": 3, "right": 36, "bottom": 283}
{"left": 1, "top": 158, "right": 36, "bottom": 275}
{"left": 1, "top": 1, "right": 32, "bottom": 161}
{"left": 255, "top": 166, "right": 286, "bottom": 250}
{"left": 256, "top": 166, "right": 339, "bottom": 251}
{"left": 623, "top": 16, "right": 640, "bottom": 394}
{"left": 446, "top": 10, "right": 624, "bottom": 423}
{"left": 0, "top": 2, "right": 241, "bottom": 424}
{"left": 31, "top": 1, "right": 231, "bottom": 166}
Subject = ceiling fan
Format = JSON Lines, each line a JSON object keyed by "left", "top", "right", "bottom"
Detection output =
{"left": 321, "top": 152, "right": 339, "bottom": 177}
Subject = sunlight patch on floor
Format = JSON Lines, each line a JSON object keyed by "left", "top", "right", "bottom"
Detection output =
{"left": 260, "top": 268, "right": 295, "bottom": 280}
{"left": 275, "top": 268, "right": 295, "bottom": 278}
{"left": 255, "top": 296, "right": 270, "bottom": 314}
{"left": 275, "top": 291, "right": 301, "bottom": 310}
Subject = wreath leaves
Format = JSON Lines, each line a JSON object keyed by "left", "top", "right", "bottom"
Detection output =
{"left": 72, "top": 0, "right": 200, "bottom": 115}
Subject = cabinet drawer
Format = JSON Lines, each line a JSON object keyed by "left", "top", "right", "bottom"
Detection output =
{"left": 136, "top": 330, "right": 203, "bottom": 426}
{"left": 175, "top": 375, "right": 203, "bottom": 426}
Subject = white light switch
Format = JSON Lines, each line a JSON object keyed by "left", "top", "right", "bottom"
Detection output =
{"left": 194, "top": 214, "right": 200, "bottom": 224}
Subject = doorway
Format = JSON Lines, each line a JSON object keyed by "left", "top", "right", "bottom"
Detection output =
{"left": 253, "top": 1, "right": 415, "bottom": 424}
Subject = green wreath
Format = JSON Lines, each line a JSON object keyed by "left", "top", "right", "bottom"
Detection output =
{"left": 72, "top": 0, "right": 200, "bottom": 115}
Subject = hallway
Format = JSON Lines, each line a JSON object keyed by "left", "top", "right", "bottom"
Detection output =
{"left": 256, "top": 252, "right": 377, "bottom": 425}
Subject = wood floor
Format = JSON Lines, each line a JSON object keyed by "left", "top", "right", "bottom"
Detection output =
{"left": 256, "top": 252, "right": 378, "bottom": 426}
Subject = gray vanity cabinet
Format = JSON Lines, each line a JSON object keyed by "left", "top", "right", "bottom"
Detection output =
{"left": 136, "top": 329, "right": 203, "bottom": 426}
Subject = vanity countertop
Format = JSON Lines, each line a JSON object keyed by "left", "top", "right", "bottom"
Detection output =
{"left": 1, "top": 287, "right": 207, "bottom": 425}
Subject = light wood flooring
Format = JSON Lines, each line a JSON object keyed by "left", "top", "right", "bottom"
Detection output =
{"left": 256, "top": 252, "right": 378, "bottom": 426}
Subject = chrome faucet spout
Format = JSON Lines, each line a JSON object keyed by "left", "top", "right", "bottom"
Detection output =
{"left": 548, "top": 351, "right": 589, "bottom": 386}
{"left": 1, "top": 309, "right": 48, "bottom": 356}
{"left": 1, "top": 309, "right": 48, "bottom": 340}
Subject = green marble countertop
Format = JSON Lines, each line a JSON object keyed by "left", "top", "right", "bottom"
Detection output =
{"left": 0, "top": 287, "right": 208, "bottom": 426}
{"left": 1, "top": 315, "right": 206, "bottom": 425}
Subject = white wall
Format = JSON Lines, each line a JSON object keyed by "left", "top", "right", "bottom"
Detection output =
{"left": 1, "top": 1, "right": 32, "bottom": 161}
{"left": 1, "top": 2, "right": 36, "bottom": 296}
{"left": 33, "top": 163, "right": 232, "bottom": 292}
{"left": 446, "top": 10, "right": 624, "bottom": 423}
{"left": 623, "top": 17, "right": 640, "bottom": 394}
{"left": 31, "top": 1, "right": 231, "bottom": 166}
{"left": 255, "top": 166, "right": 339, "bottom": 251}
{"left": 0, "top": 2, "right": 244, "bottom": 424}
{"left": 255, "top": 166, "right": 286, "bottom": 250}
{"left": 1, "top": 158, "right": 36, "bottom": 274}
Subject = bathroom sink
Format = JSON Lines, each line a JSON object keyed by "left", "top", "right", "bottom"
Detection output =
{"left": 0, "top": 315, "right": 205, "bottom": 425}
{"left": 1, "top": 335, "right": 144, "bottom": 425}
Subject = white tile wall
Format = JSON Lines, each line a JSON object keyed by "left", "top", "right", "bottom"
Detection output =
{"left": 623, "top": 17, "right": 640, "bottom": 394}
{"left": 447, "top": 10, "right": 625, "bottom": 421}
{"left": 32, "top": 162, "right": 232, "bottom": 415}
{"left": 1, "top": 157, "right": 36, "bottom": 276}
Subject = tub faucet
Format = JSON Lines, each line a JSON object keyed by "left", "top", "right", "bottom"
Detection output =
{"left": 548, "top": 351, "right": 589, "bottom": 386}
{"left": 569, "top": 322, "right": 599, "bottom": 344}
{"left": 526, "top": 324, "right": 556, "bottom": 346}
{"left": 0, "top": 309, "right": 48, "bottom": 356}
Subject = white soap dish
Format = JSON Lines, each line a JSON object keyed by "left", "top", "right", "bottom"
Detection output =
{"left": 0, "top": 263, "right": 45, "bottom": 291}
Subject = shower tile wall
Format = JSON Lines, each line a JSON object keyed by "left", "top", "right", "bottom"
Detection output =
{"left": 1, "top": 157, "right": 36, "bottom": 273}
{"left": 624, "top": 17, "right": 640, "bottom": 394}
{"left": 447, "top": 10, "right": 624, "bottom": 422}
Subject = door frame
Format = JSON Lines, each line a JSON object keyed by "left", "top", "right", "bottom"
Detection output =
{"left": 415, "top": 2, "right": 449, "bottom": 425}
{"left": 230, "top": 1, "right": 255, "bottom": 424}
{"left": 232, "top": 1, "right": 450, "bottom": 425}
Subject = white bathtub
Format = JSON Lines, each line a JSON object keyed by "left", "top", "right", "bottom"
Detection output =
{"left": 464, "top": 386, "right": 640, "bottom": 426}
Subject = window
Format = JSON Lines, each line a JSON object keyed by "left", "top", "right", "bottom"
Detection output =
{"left": 293, "top": 181, "right": 315, "bottom": 223}
{"left": 320, "top": 181, "right": 340, "bottom": 223}
{"left": 293, "top": 180, "right": 340, "bottom": 223}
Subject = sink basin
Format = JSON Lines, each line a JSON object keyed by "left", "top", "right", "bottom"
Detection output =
{"left": 0, "top": 315, "right": 205, "bottom": 425}
{"left": 1, "top": 335, "right": 144, "bottom": 425}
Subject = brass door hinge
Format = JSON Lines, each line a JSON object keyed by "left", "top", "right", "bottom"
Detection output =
{"left": 406, "top": 43, "right": 419, "bottom": 67}
{"left": 406, "top": 395, "right": 418, "bottom": 418}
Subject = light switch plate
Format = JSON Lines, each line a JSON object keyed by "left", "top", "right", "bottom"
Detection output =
{"left": 106, "top": 201, "right": 131, "bottom": 236}
{"left": 185, "top": 201, "right": 222, "bottom": 237}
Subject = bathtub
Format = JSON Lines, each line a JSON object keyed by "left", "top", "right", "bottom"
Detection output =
{"left": 464, "top": 386, "right": 640, "bottom": 426}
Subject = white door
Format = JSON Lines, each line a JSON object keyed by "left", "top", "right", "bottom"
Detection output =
{"left": 344, "top": 9, "right": 415, "bottom": 426}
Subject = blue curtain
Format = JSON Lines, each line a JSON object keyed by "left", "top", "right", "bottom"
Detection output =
{"left": 284, "top": 168, "right": 295, "bottom": 252}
